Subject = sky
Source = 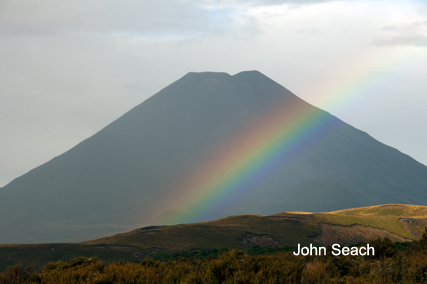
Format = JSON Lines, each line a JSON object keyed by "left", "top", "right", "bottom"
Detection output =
{"left": 1, "top": 0, "right": 426, "bottom": 187}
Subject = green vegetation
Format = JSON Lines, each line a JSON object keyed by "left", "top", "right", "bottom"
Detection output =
{"left": 395, "top": 241, "right": 413, "bottom": 251}
{"left": 152, "top": 245, "right": 298, "bottom": 262}
{"left": 315, "top": 204, "right": 427, "bottom": 238}
{"left": 317, "top": 212, "right": 410, "bottom": 238}
{"left": 3, "top": 235, "right": 427, "bottom": 283}
{"left": 153, "top": 248, "right": 230, "bottom": 262}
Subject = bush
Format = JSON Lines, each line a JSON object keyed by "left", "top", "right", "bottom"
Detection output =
{"left": 368, "top": 237, "right": 397, "bottom": 259}
{"left": 4, "top": 236, "right": 427, "bottom": 283}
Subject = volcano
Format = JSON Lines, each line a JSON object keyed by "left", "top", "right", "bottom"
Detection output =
{"left": 1, "top": 71, "right": 427, "bottom": 243}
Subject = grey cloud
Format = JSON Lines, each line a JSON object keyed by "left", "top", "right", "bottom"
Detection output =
{"left": 374, "top": 35, "right": 427, "bottom": 47}
{"left": 0, "top": 0, "right": 216, "bottom": 36}
{"left": 376, "top": 21, "right": 427, "bottom": 47}
{"left": 0, "top": 0, "right": 340, "bottom": 38}
{"left": 0, "top": 0, "right": 265, "bottom": 38}
{"left": 380, "top": 21, "right": 427, "bottom": 32}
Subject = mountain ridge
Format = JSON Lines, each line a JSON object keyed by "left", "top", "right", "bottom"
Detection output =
{"left": 1, "top": 70, "right": 427, "bottom": 243}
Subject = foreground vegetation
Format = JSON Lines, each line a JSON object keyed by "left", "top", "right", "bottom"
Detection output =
{"left": 2, "top": 231, "right": 427, "bottom": 284}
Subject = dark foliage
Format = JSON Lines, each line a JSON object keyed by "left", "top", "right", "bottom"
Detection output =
{"left": 247, "top": 245, "right": 297, "bottom": 255}
{"left": 5, "top": 232, "right": 427, "bottom": 283}
{"left": 153, "top": 248, "right": 230, "bottom": 262}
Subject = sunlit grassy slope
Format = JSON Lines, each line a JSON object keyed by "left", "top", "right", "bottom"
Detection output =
{"left": 1, "top": 204, "right": 427, "bottom": 271}
{"left": 275, "top": 204, "right": 427, "bottom": 240}
{"left": 320, "top": 204, "right": 427, "bottom": 238}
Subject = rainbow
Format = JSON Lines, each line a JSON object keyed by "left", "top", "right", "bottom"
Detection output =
{"left": 156, "top": 49, "right": 422, "bottom": 225}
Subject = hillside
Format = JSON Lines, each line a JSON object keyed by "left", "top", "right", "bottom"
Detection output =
{"left": 1, "top": 204, "right": 426, "bottom": 271}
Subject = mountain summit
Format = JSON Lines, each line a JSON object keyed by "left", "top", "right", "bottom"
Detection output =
{"left": 1, "top": 71, "right": 427, "bottom": 243}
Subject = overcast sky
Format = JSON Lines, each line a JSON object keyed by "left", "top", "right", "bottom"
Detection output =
{"left": 1, "top": 0, "right": 427, "bottom": 187}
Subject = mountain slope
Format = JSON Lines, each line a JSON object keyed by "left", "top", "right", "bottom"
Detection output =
{"left": 1, "top": 71, "right": 427, "bottom": 243}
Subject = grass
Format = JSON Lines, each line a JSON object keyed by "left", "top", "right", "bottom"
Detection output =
{"left": 316, "top": 204, "right": 427, "bottom": 239}
{"left": 85, "top": 214, "right": 322, "bottom": 251}
{"left": 1, "top": 204, "right": 427, "bottom": 272}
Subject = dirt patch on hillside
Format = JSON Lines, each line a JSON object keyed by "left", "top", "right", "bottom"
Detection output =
{"left": 313, "top": 223, "right": 411, "bottom": 245}
{"left": 239, "top": 234, "right": 282, "bottom": 247}
{"left": 400, "top": 218, "right": 427, "bottom": 240}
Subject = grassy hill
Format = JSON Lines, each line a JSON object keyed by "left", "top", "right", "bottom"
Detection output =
{"left": 1, "top": 204, "right": 427, "bottom": 271}
{"left": 316, "top": 204, "right": 427, "bottom": 239}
